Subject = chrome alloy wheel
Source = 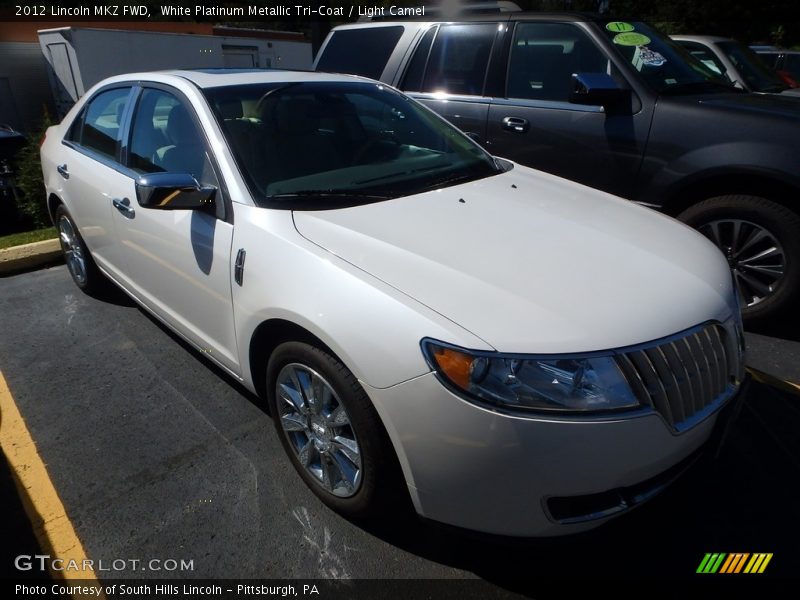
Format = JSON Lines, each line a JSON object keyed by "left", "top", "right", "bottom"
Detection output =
{"left": 275, "top": 363, "right": 362, "bottom": 497}
{"left": 699, "top": 219, "right": 785, "bottom": 308}
{"left": 58, "top": 215, "right": 87, "bottom": 286}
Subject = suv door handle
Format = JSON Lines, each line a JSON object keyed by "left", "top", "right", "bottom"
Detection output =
{"left": 112, "top": 197, "right": 135, "bottom": 218}
{"left": 57, "top": 164, "right": 69, "bottom": 179}
{"left": 501, "top": 117, "right": 529, "bottom": 133}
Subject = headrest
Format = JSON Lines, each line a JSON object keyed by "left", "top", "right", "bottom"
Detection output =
{"left": 219, "top": 99, "right": 243, "bottom": 120}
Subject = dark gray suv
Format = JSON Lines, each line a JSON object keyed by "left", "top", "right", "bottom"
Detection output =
{"left": 315, "top": 14, "right": 800, "bottom": 323}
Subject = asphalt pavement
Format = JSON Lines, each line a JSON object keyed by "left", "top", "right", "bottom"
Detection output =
{"left": 1, "top": 265, "right": 799, "bottom": 594}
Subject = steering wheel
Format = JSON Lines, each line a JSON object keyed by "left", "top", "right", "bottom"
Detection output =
{"left": 353, "top": 133, "right": 402, "bottom": 165}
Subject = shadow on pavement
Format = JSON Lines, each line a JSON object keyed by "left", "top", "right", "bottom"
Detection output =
{"left": 747, "top": 312, "right": 800, "bottom": 343}
{"left": 355, "top": 377, "right": 799, "bottom": 591}
{"left": 0, "top": 450, "right": 50, "bottom": 579}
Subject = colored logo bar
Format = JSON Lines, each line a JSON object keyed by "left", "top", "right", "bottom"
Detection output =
{"left": 697, "top": 553, "right": 773, "bottom": 574}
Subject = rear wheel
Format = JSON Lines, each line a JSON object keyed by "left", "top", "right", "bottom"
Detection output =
{"left": 266, "top": 341, "right": 399, "bottom": 518}
{"left": 56, "top": 205, "right": 105, "bottom": 294}
{"left": 678, "top": 195, "right": 800, "bottom": 323}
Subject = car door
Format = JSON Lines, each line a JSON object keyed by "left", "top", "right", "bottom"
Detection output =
{"left": 58, "top": 85, "right": 134, "bottom": 277}
{"left": 399, "top": 23, "right": 498, "bottom": 143}
{"left": 111, "top": 85, "right": 240, "bottom": 373}
{"left": 485, "top": 21, "right": 652, "bottom": 200}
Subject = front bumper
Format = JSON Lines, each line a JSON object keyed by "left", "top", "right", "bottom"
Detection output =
{"left": 364, "top": 371, "right": 744, "bottom": 537}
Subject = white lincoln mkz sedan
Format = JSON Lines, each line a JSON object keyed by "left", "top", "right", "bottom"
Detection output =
{"left": 41, "top": 70, "right": 746, "bottom": 536}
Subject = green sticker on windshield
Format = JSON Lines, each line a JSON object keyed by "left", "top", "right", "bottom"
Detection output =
{"left": 613, "top": 32, "right": 651, "bottom": 46}
{"left": 606, "top": 21, "right": 635, "bottom": 33}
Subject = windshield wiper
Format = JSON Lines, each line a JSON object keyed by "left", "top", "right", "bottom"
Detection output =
{"left": 353, "top": 163, "right": 450, "bottom": 185}
{"left": 660, "top": 80, "right": 742, "bottom": 95}
{"left": 266, "top": 190, "right": 393, "bottom": 201}
{"left": 417, "top": 171, "right": 483, "bottom": 193}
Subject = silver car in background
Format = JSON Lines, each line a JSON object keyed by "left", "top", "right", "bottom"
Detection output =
{"left": 672, "top": 35, "right": 800, "bottom": 96}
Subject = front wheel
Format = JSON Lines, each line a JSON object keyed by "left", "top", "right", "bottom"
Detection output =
{"left": 266, "top": 341, "right": 399, "bottom": 518}
{"left": 679, "top": 195, "right": 800, "bottom": 323}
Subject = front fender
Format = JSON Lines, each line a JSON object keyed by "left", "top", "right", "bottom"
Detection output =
{"left": 231, "top": 205, "right": 491, "bottom": 393}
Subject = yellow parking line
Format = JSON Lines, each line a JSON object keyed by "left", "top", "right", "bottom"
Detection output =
{"left": 0, "top": 369, "right": 98, "bottom": 584}
{"left": 746, "top": 368, "right": 800, "bottom": 395}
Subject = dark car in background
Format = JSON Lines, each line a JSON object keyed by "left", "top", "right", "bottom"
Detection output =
{"left": 0, "top": 125, "right": 26, "bottom": 233}
{"left": 315, "top": 13, "right": 800, "bottom": 324}
{"left": 756, "top": 50, "right": 800, "bottom": 88}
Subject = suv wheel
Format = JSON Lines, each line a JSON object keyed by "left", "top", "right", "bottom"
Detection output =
{"left": 679, "top": 195, "right": 800, "bottom": 322}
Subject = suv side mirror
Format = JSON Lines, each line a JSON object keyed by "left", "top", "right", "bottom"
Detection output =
{"left": 135, "top": 172, "right": 216, "bottom": 210}
{"left": 569, "top": 73, "right": 630, "bottom": 109}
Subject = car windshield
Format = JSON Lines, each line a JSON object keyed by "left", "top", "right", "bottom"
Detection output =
{"left": 203, "top": 81, "right": 501, "bottom": 207}
{"left": 600, "top": 21, "right": 738, "bottom": 95}
{"left": 716, "top": 41, "right": 788, "bottom": 93}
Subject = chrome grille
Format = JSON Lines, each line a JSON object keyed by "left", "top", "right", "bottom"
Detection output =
{"left": 616, "top": 323, "right": 740, "bottom": 432}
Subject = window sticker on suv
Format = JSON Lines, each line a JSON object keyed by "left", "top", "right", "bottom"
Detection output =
{"left": 605, "top": 22, "right": 635, "bottom": 33}
{"left": 634, "top": 47, "right": 667, "bottom": 69}
{"left": 613, "top": 32, "right": 651, "bottom": 47}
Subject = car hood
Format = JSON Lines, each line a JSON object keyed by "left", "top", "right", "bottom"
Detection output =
{"left": 293, "top": 167, "right": 734, "bottom": 353}
{"left": 693, "top": 91, "right": 800, "bottom": 119}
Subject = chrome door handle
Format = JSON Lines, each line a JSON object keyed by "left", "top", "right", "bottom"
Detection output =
{"left": 501, "top": 117, "right": 529, "bottom": 133}
{"left": 57, "top": 164, "right": 69, "bottom": 179}
{"left": 112, "top": 197, "right": 135, "bottom": 218}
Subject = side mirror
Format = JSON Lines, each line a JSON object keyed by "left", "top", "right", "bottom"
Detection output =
{"left": 135, "top": 172, "right": 216, "bottom": 210}
{"left": 569, "top": 73, "right": 630, "bottom": 109}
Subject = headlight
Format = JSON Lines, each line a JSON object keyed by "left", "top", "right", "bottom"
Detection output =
{"left": 422, "top": 339, "right": 640, "bottom": 413}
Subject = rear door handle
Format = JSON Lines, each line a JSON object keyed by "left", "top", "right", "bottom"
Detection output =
{"left": 57, "top": 164, "right": 69, "bottom": 179}
{"left": 501, "top": 117, "right": 529, "bottom": 133}
{"left": 112, "top": 197, "right": 135, "bottom": 218}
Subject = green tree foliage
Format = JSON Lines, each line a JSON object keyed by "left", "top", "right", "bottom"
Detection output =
{"left": 13, "top": 108, "right": 53, "bottom": 229}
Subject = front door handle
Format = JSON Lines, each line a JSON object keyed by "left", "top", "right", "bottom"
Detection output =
{"left": 112, "top": 197, "right": 135, "bottom": 218}
{"left": 501, "top": 117, "right": 529, "bottom": 133}
{"left": 57, "top": 164, "right": 69, "bottom": 179}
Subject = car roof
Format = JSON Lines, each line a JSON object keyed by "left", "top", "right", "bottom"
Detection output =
{"left": 100, "top": 69, "right": 371, "bottom": 89}
{"left": 671, "top": 35, "right": 732, "bottom": 44}
{"left": 335, "top": 11, "right": 607, "bottom": 28}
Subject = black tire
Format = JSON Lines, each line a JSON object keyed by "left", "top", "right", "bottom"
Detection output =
{"left": 678, "top": 195, "right": 800, "bottom": 323}
{"left": 55, "top": 205, "right": 105, "bottom": 295}
{"left": 266, "top": 341, "right": 400, "bottom": 519}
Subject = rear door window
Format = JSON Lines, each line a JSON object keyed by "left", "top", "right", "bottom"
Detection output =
{"left": 70, "top": 87, "right": 131, "bottom": 160}
{"left": 417, "top": 24, "right": 496, "bottom": 96}
{"left": 317, "top": 27, "right": 404, "bottom": 79}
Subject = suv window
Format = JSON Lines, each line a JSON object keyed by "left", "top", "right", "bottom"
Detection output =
{"left": 317, "top": 27, "right": 404, "bottom": 79}
{"left": 599, "top": 21, "right": 734, "bottom": 95}
{"left": 401, "top": 26, "right": 437, "bottom": 91}
{"left": 128, "top": 88, "right": 216, "bottom": 187}
{"left": 70, "top": 87, "right": 131, "bottom": 159}
{"left": 507, "top": 23, "right": 609, "bottom": 102}
{"left": 416, "top": 24, "right": 496, "bottom": 96}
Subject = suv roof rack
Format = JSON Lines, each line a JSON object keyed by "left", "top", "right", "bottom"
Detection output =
{"left": 357, "top": 1, "right": 521, "bottom": 22}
